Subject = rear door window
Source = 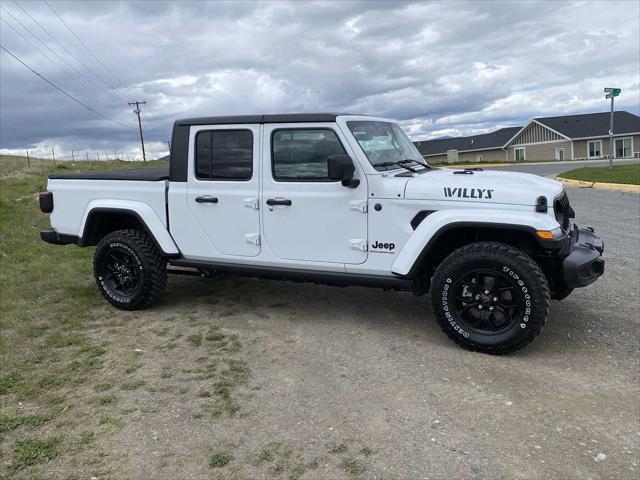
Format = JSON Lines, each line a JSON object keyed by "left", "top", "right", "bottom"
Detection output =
{"left": 195, "top": 130, "right": 253, "bottom": 180}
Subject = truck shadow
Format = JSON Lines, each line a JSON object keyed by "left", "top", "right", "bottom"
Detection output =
{"left": 161, "top": 273, "right": 599, "bottom": 358}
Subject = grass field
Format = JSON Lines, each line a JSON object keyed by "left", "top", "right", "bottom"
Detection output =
{"left": 0, "top": 156, "right": 255, "bottom": 478}
{"left": 558, "top": 163, "right": 640, "bottom": 185}
{"left": 0, "top": 156, "right": 160, "bottom": 477}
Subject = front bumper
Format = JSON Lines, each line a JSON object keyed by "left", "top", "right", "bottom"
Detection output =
{"left": 563, "top": 225, "right": 604, "bottom": 288}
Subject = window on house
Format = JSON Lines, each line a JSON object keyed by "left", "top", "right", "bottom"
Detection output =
{"left": 514, "top": 147, "right": 525, "bottom": 161}
{"left": 195, "top": 130, "right": 253, "bottom": 180}
{"left": 614, "top": 138, "right": 632, "bottom": 158}
{"left": 272, "top": 128, "right": 347, "bottom": 181}
{"left": 476, "top": 154, "right": 483, "bottom": 162}
{"left": 555, "top": 148, "right": 564, "bottom": 161}
{"left": 588, "top": 140, "right": 602, "bottom": 158}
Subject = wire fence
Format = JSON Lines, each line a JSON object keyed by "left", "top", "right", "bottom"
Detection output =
{"left": 15, "top": 147, "right": 169, "bottom": 166}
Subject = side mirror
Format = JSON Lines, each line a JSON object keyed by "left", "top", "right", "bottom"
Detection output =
{"left": 327, "top": 155, "right": 359, "bottom": 188}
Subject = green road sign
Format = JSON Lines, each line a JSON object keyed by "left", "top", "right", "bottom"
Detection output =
{"left": 604, "top": 87, "right": 621, "bottom": 96}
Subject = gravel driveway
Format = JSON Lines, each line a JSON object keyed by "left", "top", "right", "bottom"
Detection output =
{"left": 85, "top": 186, "right": 637, "bottom": 480}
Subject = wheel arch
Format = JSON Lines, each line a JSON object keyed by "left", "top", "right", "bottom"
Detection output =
{"left": 80, "top": 205, "right": 179, "bottom": 256}
{"left": 392, "top": 211, "right": 563, "bottom": 280}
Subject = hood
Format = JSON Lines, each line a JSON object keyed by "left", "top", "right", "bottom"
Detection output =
{"left": 405, "top": 168, "right": 564, "bottom": 206}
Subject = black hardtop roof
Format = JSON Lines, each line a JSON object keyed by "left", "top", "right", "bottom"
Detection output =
{"left": 174, "top": 113, "right": 359, "bottom": 126}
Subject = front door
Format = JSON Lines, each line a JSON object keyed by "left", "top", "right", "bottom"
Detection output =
{"left": 187, "top": 125, "right": 261, "bottom": 257}
{"left": 262, "top": 124, "right": 368, "bottom": 264}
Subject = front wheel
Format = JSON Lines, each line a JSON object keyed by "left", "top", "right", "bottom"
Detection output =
{"left": 430, "top": 242, "right": 550, "bottom": 354}
{"left": 93, "top": 229, "right": 167, "bottom": 310}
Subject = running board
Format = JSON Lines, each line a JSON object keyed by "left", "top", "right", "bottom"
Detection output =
{"left": 168, "top": 259, "right": 413, "bottom": 291}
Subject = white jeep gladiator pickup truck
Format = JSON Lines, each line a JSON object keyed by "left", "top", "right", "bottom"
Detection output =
{"left": 40, "top": 113, "right": 604, "bottom": 353}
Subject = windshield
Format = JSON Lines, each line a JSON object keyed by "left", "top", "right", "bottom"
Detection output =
{"left": 347, "top": 121, "right": 428, "bottom": 170}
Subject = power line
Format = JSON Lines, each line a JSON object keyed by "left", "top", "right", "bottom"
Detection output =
{"left": 0, "top": 4, "right": 126, "bottom": 105}
{"left": 0, "top": 43, "right": 134, "bottom": 130}
{"left": 11, "top": 0, "right": 129, "bottom": 104}
{"left": 0, "top": 16, "right": 98, "bottom": 100}
{"left": 43, "top": 0, "right": 133, "bottom": 96}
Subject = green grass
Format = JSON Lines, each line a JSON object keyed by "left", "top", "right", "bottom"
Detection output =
{"left": 290, "top": 464, "right": 307, "bottom": 479}
{"left": 0, "top": 414, "right": 51, "bottom": 433}
{"left": 120, "top": 379, "right": 145, "bottom": 391}
{"left": 559, "top": 163, "right": 640, "bottom": 185}
{"left": 208, "top": 451, "right": 232, "bottom": 468}
{"left": 0, "top": 155, "right": 167, "bottom": 474}
{"left": 94, "top": 383, "right": 113, "bottom": 392}
{"left": 258, "top": 449, "right": 274, "bottom": 462}
{"left": 12, "top": 436, "right": 62, "bottom": 470}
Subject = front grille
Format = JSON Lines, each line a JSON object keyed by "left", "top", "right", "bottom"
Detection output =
{"left": 554, "top": 191, "right": 575, "bottom": 230}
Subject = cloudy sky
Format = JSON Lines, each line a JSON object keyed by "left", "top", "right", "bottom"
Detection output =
{"left": 1, "top": 0, "right": 639, "bottom": 160}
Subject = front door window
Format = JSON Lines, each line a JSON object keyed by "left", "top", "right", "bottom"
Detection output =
{"left": 272, "top": 129, "right": 345, "bottom": 181}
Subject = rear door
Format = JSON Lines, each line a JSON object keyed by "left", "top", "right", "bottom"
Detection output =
{"left": 186, "top": 124, "right": 261, "bottom": 257}
{"left": 261, "top": 123, "right": 368, "bottom": 264}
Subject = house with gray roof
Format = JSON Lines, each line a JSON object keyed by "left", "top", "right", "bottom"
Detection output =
{"left": 414, "top": 111, "right": 640, "bottom": 163}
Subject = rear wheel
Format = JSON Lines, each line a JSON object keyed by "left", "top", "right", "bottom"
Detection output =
{"left": 93, "top": 229, "right": 167, "bottom": 310}
{"left": 430, "top": 241, "right": 549, "bottom": 354}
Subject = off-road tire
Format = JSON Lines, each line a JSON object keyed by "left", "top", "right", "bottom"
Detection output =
{"left": 93, "top": 229, "right": 167, "bottom": 310}
{"left": 430, "top": 241, "right": 549, "bottom": 354}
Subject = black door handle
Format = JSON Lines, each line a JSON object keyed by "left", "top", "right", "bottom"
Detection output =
{"left": 195, "top": 196, "right": 218, "bottom": 203}
{"left": 266, "top": 198, "right": 292, "bottom": 206}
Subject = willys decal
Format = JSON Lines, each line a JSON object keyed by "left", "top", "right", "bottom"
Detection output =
{"left": 444, "top": 187, "right": 494, "bottom": 199}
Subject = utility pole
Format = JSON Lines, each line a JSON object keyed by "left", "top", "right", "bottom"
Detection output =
{"left": 71, "top": 149, "right": 75, "bottom": 164}
{"left": 129, "top": 100, "right": 147, "bottom": 161}
{"left": 85, "top": 152, "right": 89, "bottom": 161}
{"left": 51, "top": 148, "right": 56, "bottom": 166}
{"left": 26, "top": 150, "right": 30, "bottom": 168}
{"left": 96, "top": 152, "right": 100, "bottom": 161}
{"left": 604, "top": 87, "right": 621, "bottom": 170}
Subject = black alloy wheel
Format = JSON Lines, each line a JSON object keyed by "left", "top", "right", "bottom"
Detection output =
{"left": 430, "top": 241, "right": 550, "bottom": 354}
{"left": 93, "top": 229, "right": 167, "bottom": 310}
{"left": 451, "top": 269, "right": 522, "bottom": 334}
{"left": 96, "top": 246, "right": 143, "bottom": 298}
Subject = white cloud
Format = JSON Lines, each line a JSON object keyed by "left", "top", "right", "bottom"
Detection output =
{"left": 0, "top": 0, "right": 638, "bottom": 157}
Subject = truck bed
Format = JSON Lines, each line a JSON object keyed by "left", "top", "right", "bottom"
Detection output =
{"left": 47, "top": 174, "right": 169, "bottom": 239}
{"left": 48, "top": 167, "right": 169, "bottom": 181}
